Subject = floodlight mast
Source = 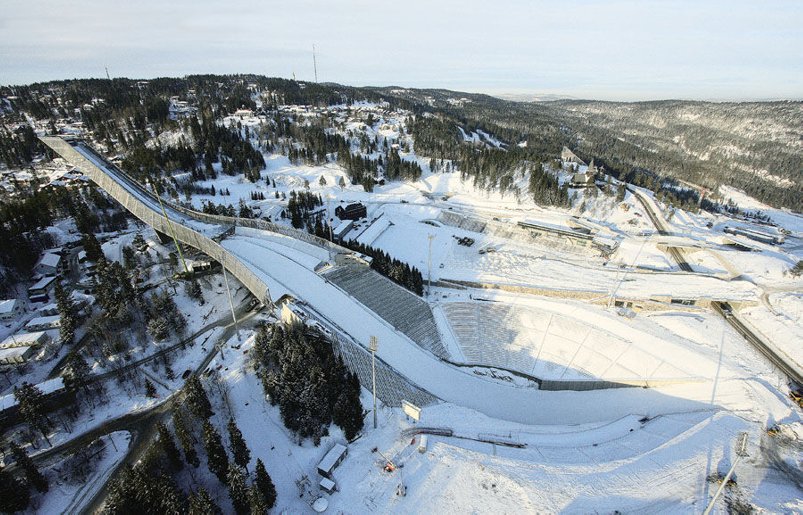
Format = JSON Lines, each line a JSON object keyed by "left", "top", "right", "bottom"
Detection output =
{"left": 369, "top": 336, "right": 378, "bottom": 429}
{"left": 703, "top": 432, "right": 749, "bottom": 515}
{"left": 147, "top": 179, "right": 190, "bottom": 275}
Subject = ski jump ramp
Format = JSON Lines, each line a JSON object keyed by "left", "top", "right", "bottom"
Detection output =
{"left": 42, "top": 137, "right": 714, "bottom": 425}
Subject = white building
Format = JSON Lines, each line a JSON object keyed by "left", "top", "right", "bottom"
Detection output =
{"left": 28, "top": 276, "right": 56, "bottom": 302}
{"left": 317, "top": 443, "right": 348, "bottom": 478}
{"left": 0, "top": 299, "right": 22, "bottom": 323}
{"left": 35, "top": 253, "right": 62, "bottom": 276}
{"left": 0, "top": 346, "right": 37, "bottom": 365}
{"left": 0, "top": 331, "right": 51, "bottom": 350}
{"left": 25, "top": 315, "right": 61, "bottom": 332}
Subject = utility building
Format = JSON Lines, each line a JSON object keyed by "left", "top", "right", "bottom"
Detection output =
{"left": 335, "top": 203, "right": 367, "bottom": 221}
{"left": 317, "top": 443, "right": 348, "bottom": 479}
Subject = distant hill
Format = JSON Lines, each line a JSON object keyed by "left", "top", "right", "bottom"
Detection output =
{"left": 2, "top": 75, "right": 800, "bottom": 211}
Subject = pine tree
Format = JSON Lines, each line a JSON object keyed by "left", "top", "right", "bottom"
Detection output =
{"left": 0, "top": 466, "right": 29, "bottom": 513}
{"left": 144, "top": 379, "right": 157, "bottom": 398}
{"left": 14, "top": 383, "right": 51, "bottom": 447}
{"left": 249, "top": 484, "right": 268, "bottom": 515}
{"left": 55, "top": 279, "right": 77, "bottom": 345}
{"left": 227, "top": 418, "right": 251, "bottom": 472}
{"left": 9, "top": 441, "right": 48, "bottom": 492}
{"left": 333, "top": 371, "right": 365, "bottom": 440}
{"left": 172, "top": 408, "right": 200, "bottom": 467}
{"left": 253, "top": 459, "right": 277, "bottom": 509}
{"left": 186, "top": 375, "right": 213, "bottom": 419}
{"left": 188, "top": 488, "right": 220, "bottom": 515}
{"left": 63, "top": 352, "right": 90, "bottom": 392}
{"left": 226, "top": 464, "right": 249, "bottom": 515}
{"left": 202, "top": 420, "right": 229, "bottom": 482}
{"left": 156, "top": 422, "right": 183, "bottom": 472}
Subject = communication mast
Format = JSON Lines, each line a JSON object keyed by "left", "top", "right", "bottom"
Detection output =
{"left": 105, "top": 67, "right": 110, "bottom": 80}
{"left": 313, "top": 44, "right": 318, "bottom": 83}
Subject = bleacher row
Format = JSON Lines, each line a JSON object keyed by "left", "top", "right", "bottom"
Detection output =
{"left": 333, "top": 334, "right": 439, "bottom": 408}
{"left": 323, "top": 265, "right": 449, "bottom": 359}
{"left": 437, "top": 211, "right": 487, "bottom": 233}
{"left": 443, "top": 302, "right": 542, "bottom": 374}
{"left": 442, "top": 302, "right": 690, "bottom": 381}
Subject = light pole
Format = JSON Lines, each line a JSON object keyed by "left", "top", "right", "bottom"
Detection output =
{"left": 369, "top": 335, "right": 378, "bottom": 429}
{"left": 703, "top": 432, "right": 749, "bottom": 515}
{"left": 222, "top": 259, "right": 240, "bottom": 341}
{"left": 147, "top": 179, "right": 190, "bottom": 275}
{"left": 427, "top": 234, "right": 434, "bottom": 297}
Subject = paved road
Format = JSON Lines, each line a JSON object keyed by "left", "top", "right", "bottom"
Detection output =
{"left": 713, "top": 301, "right": 802, "bottom": 386}
{"left": 12, "top": 300, "right": 255, "bottom": 514}
{"left": 627, "top": 187, "right": 694, "bottom": 273}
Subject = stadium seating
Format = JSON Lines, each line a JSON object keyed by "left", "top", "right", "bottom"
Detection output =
{"left": 441, "top": 301, "right": 692, "bottom": 382}
{"left": 323, "top": 265, "right": 449, "bottom": 359}
{"left": 333, "top": 335, "right": 438, "bottom": 408}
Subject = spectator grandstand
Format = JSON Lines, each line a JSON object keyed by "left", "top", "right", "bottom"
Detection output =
{"left": 322, "top": 265, "right": 448, "bottom": 359}
{"left": 441, "top": 301, "right": 692, "bottom": 382}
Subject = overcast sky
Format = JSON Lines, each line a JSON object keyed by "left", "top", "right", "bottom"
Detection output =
{"left": 2, "top": 0, "right": 801, "bottom": 101}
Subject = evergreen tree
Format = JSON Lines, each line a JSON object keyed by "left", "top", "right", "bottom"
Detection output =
{"left": 226, "top": 464, "right": 249, "bottom": 515}
{"left": 227, "top": 417, "right": 251, "bottom": 472}
{"left": 55, "top": 279, "right": 77, "bottom": 345}
{"left": 253, "top": 459, "right": 277, "bottom": 509}
{"left": 332, "top": 371, "right": 365, "bottom": 440}
{"left": 188, "top": 488, "right": 221, "bottom": 515}
{"left": 105, "top": 465, "right": 186, "bottom": 514}
{"left": 63, "top": 352, "right": 91, "bottom": 392}
{"left": 82, "top": 232, "right": 103, "bottom": 262}
{"left": 202, "top": 420, "right": 229, "bottom": 482}
{"left": 173, "top": 408, "right": 200, "bottom": 467}
{"left": 248, "top": 484, "right": 268, "bottom": 515}
{"left": 9, "top": 441, "right": 48, "bottom": 492}
{"left": 0, "top": 466, "right": 29, "bottom": 513}
{"left": 186, "top": 279, "right": 204, "bottom": 303}
{"left": 14, "top": 383, "right": 51, "bottom": 447}
{"left": 144, "top": 379, "right": 157, "bottom": 398}
{"left": 186, "top": 375, "right": 213, "bottom": 419}
{"left": 156, "top": 422, "right": 183, "bottom": 472}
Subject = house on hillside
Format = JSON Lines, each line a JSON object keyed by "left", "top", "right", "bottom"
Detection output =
{"left": 28, "top": 276, "right": 56, "bottom": 303}
{"left": 335, "top": 203, "right": 367, "bottom": 221}
{"left": 35, "top": 253, "right": 62, "bottom": 276}
{"left": 569, "top": 160, "right": 600, "bottom": 188}
{"left": 0, "top": 299, "right": 22, "bottom": 324}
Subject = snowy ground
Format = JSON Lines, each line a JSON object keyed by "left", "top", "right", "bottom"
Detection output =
{"left": 208, "top": 326, "right": 803, "bottom": 514}
{"left": 35, "top": 431, "right": 131, "bottom": 514}
{"left": 26, "top": 102, "right": 802, "bottom": 512}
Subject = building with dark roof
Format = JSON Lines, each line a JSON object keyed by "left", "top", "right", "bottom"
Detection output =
{"left": 335, "top": 203, "right": 367, "bottom": 221}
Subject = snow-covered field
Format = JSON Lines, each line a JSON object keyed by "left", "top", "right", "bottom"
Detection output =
{"left": 20, "top": 102, "right": 802, "bottom": 512}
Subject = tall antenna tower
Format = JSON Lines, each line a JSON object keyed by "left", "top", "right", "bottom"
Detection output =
{"left": 105, "top": 66, "right": 110, "bottom": 80}
{"left": 312, "top": 44, "right": 318, "bottom": 83}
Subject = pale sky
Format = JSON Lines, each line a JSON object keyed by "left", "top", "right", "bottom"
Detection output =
{"left": 1, "top": 0, "right": 801, "bottom": 101}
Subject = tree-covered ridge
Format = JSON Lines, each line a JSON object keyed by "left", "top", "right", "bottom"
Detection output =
{"left": 2, "top": 75, "right": 800, "bottom": 210}
{"left": 252, "top": 323, "right": 365, "bottom": 445}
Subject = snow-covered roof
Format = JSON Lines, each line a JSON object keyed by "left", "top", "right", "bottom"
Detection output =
{"left": 333, "top": 220, "right": 353, "bottom": 237}
{"left": 39, "top": 302, "right": 58, "bottom": 313}
{"left": 25, "top": 315, "right": 61, "bottom": 328}
{"left": 0, "top": 331, "right": 50, "bottom": 348}
{"left": 317, "top": 443, "right": 347, "bottom": 474}
{"left": 0, "top": 346, "right": 35, "bottom": 364}
{"left": 0, "top": 299, "right": 17, "bottom": 315}
{"left": 38, "top": 253, "right": 61, "bottom": 269}
{"left": 29, "top": 276, "right": 56, "bottom": 291}
{"left": 0, "top": 377, "right": 64, "bottom": 411}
